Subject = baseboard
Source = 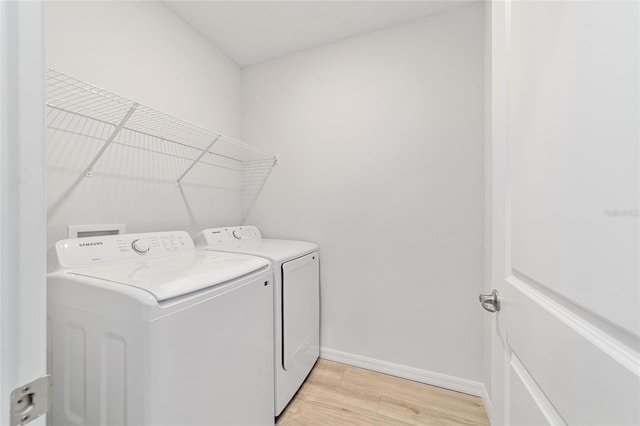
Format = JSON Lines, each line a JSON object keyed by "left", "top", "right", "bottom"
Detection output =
{"left": 319, "top": 347, "right": 485, "bottom": 397}
{"left": 481, "top": 383, "right": 493, "bottom": 421}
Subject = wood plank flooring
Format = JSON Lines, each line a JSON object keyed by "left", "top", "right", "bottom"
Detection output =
{"left": 276, "top": 359, "right": 490, "bottom": 426}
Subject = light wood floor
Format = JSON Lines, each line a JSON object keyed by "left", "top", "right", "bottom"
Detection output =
{"left": 276, "top": 359, "right": 490, "bottom": 426}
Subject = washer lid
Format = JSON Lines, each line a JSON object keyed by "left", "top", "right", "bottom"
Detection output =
{"left": 203, "top": 239, "right": 318, "bottom": 263}
{"left": 68, "top": 251, "right": 269, "bottom": 301}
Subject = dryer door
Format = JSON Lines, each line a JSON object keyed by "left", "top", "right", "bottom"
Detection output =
{"left": 282, "top": 252, "right": 320, "bottom": 370}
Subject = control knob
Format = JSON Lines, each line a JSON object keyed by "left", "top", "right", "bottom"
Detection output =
{"left": 132, "top": 239, "right": 151, "bottom": 254}
{"left": 232, "top": 229, "right": 245, "bottom": 240}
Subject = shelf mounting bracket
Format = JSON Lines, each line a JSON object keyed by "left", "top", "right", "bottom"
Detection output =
{"left": 85, "top": 103, "right": 138, "bottom": 177}
{"left": 176, "top": 136, "right": 221, "bottom": 185}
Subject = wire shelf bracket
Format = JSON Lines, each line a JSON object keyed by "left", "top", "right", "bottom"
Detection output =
{"left": 176, "top": 135, "right": 220, "bottom": 185}
{"left": 85, "top": 103, "right": 138, "bottom": 177}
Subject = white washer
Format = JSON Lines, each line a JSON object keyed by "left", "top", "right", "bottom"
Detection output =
{"left": 48, "top": 231, "right": 275, "bottom": 426}
{"left": 195, "top": 226, "right": 319, "bottom": 416}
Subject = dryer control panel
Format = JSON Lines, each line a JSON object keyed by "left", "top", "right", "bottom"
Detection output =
{"left": 195, "top": 226, "right": 262, "bottom": 246}
{"left": 55, "top": 231, "right": 194, "bottom": 268}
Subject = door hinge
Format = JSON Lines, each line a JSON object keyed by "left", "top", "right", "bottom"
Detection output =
{"left": 10, "top": 375, "right": 52, "bottom": 426}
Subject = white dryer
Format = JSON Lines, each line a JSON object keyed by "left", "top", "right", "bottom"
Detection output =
{"left": 47, "top": 231, "right": 275, "bottom": 426}
{"left": 195, "top": 226, "right": 319, "bottom": 416}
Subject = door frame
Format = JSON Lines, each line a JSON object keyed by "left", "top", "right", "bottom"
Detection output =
{"left": 484, "top": 1, "right": 509, "bottom": 424}
{"left": 0, "top": 1, "right": 47, "bottom": 424}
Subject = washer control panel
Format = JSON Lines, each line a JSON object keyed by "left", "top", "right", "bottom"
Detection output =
{"left": 195, "top": 226, "right": 262, "bottom": 247}
{"left": 131, "top": 239, "right": 151, "bottom": 254}
{"left": 56, "top": 231, "right": 194, "bottom": 268}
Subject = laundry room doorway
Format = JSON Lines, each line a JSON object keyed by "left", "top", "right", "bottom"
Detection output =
{"left": 0, "top": 2, "right": 48, "bottom": 425}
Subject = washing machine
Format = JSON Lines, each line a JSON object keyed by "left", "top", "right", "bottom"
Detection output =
{"left": 47, "top": 231, "right": 275, "bottom": 426}
{"left": 195, "top": 226, "right": 319, "bottom": 416}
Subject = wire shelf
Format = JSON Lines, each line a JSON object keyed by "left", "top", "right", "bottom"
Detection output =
{"left": 45, "top": 68, "right": 278, "bottom": 184}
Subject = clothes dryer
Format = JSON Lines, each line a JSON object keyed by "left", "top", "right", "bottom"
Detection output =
{"left": 48, "top": 231, "right": 274, "bottom": 425}
{"left": 195, "top": 226, "right": 319, "bottom": 416}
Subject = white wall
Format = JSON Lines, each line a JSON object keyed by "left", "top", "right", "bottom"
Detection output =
{"left": 243, "top": 3, "right": 485, "bottom": 382}
{"left": 45, "top": 1, "right": 243, "bottom": 268}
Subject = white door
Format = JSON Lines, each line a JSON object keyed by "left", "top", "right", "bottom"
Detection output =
{"left": 486, "top": 1, "right": 640, "bottom": 424}
{"left": 0, "top": 1, "right": 48, "bottom": 425}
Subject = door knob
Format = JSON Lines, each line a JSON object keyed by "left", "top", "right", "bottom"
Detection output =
{"left": 479, "top": 289, "right": 500, "bottom": 313}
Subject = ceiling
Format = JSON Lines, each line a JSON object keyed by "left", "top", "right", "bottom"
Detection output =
{"left": 163, "top": 1, "right": 474, "bottom": 67}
